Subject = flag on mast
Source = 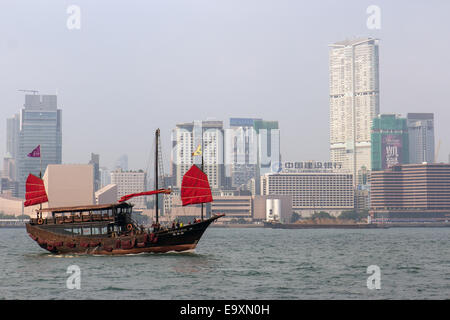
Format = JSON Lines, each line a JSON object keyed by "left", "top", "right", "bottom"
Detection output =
{"left": 192, "top": 144, "right": 202, "bottom": 156}
{"left": 27, "top": 145, "right": 41, "bottom": 158}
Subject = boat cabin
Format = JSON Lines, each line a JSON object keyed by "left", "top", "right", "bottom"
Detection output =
{"left": 28, "top": 202, "right": 135, "bottom": 237}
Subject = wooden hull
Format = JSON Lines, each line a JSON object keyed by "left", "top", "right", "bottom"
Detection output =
{"left": 26, "top": 215, "right": 223, "bottom": 255}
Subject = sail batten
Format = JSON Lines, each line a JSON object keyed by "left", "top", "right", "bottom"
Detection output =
{"left": 181, "top": 165, "right": 213, "bottom": 206}
{"left": 118, "top": 189, "right": 171, "bottom": 203}
{"left": 24, "top": 174, "right": 48, "bottom": 207}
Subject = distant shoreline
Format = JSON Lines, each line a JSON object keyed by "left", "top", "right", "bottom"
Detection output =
{"left": 212, "top": 222, "right": 450, "bottom": 229}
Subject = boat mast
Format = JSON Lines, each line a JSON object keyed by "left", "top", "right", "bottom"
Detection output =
{"left": 201, "top": 126, "right": 204, "bottom": 221}
{"left": 155, "top": 128, "right": 159, "bottom": 225}
{"left": 39, "top": 145, "right": 42, "bottom": 211}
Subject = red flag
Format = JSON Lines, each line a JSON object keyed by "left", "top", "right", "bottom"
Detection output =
{"left": 181, "top": 165, "right": 213, "bottom": 206}
{"left": 27, "top": 145, "right": 41, "bottom": 158}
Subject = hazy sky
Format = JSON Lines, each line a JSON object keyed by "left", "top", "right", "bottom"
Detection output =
{"left": 1, "top": 0, "right": 449, "bottom": 171}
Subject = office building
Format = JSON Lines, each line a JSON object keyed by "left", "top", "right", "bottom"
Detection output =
{"left": 370, "top": 163, "right": 450, "bottom": 222}
{"left": 225, "top": 118, "right": 260, "bottom": 189}
{"left": 210, "top": 195, "right": 253, "bottom": 223}
{"left": 171, "top": 120, "right": 224, "bottom": 189}
{"left": 261, "top": 171, "right": 354, "bottom": 217}
{"left": 110, "top": 169, "right": 147, "bottom": 209}
{"left": 16, "top": 94, "right": 62, "bottom": 197}
{"left": 99, "top": 166, "right": 111, "bottom": 189}
{"left": 407, "top": 113, "right": 435, "bottom": 164}
{"left": 89, "top": 153, "right": 100, "bottom": 192}
{"left": 254, "top": 120, "right": 281, "bottom": 177}
{"left": 114, "top": 154, "right": 128, "bottom": 171}
{"left": 6, "top": 113, "right": 20, "bottom": 159}
{"left": 329, "top": 38, "right": 380, "bottom": 183}
{"left": 371, "top": 114, "right": 409, "bottom": 171}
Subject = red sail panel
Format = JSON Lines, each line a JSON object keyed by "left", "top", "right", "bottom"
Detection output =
{"left": 24, "top": 174, "right": 48, "bottom": 207}
{"left": 181, "top": 165, "right": 213, "bottom": 206}
{"left": 118, "top": 189, "right": 171, "bottom": 203}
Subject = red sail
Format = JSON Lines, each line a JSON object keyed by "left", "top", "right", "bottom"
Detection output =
{"left": 24, "top": 174, "right": 48, "bottom": 207}
{"left": 118, "top": 189, "right": 171, "bottom": 203}
{"left": 181, "top": 165, "right": 213, "bottom": 206}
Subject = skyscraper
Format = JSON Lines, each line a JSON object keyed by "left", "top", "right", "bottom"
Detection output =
{"left": 329, "top": 38, "right": 380, "bottom": 183}
{"left": 16, "top": 94, "right": 62, "bottom": 197}
{"left": 3, "top": 114, "right": 20, "bottom": 190}
{"left": 407, "top": 113, "right": 435, "bottom": 164}
{"left": 89, "top": 153, "right": 100, "bottom": 192}
{"left": 225, "top": 118, "right": 260, "bottom": 189}
{"left": 6, "top": 113, "right": 20, "bottom": 159}
{"left": 114, "top": 154, "right": 128, "bottom": 171}
{"left": 254, "top": 120, "right": 281, "bottom": 177}
{"left": 371, "top": 114, "right": 409, "bottom": 171}
{"left": 171, "top": 120, "right": 224, "bottom": 189}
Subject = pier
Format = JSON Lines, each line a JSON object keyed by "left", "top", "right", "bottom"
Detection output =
{"left": 0, "top": 219, "right": 28, "bottom": 228}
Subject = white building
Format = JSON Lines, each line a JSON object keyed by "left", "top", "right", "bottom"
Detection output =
{"left": 329, "top": 38, "right": 380, "bottom": 184}
{"left": 110, "top": 169, "right": 147, "bottom": 209}
{"left": 43, "top": 164, "right": 94, "bottom": 208}
{"left": 171, "top": 120, "right": 224, "bottom": 189}
{"left": 95, "top": 184, "right": 117, "bottom": 205}
{"left": 261, "top": 172, "right": 354, "bottom": 217}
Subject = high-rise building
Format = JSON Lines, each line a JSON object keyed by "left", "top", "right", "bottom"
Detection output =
{"left": 3, "top": 114, "right": 20, "bottom": 193}
{"left": 99, "top": 166, "right": 111, "bottom": 189}
{"left": 225, "top": 118, "right": 260, "bottom": 190}
{"left": 407, "top": 113, "right": 435, "bottom": 164}
{"left": 254, "top": 120, "right": 281, "bottom": 177}
{"left": 110, "top": 169, "right": 147, "bottom": 209}
{"left": 16, "top": 94, "right": 62, "bottom": 198}
{"left": 371, "top": 114, "right": 409, "bottom": 171}
{"left": 329, "top": 38, "right": 380, "bottom": 183}
{"left": 6, "top": 113, "right": 20, "bottom": 159}
{"left": 114, "top": 154, "right": 128, "bottom": 171}
{"left": 171, "top": 120, "right": 224, "bottom": 189}
{"left": 89, "top": 153, "right": 100, "bottom": 192}
{"left": 223, "top": 118, "right": 281, "bottom": 194}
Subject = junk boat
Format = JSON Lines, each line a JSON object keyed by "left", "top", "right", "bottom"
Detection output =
{"left": 25, "top": 129, "right": 224, "bottom": 255}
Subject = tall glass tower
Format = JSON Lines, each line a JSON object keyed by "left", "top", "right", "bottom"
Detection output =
{"left": 17, "top": 94, "right": 62, "bottom": 197}
{"left": 407, "top": 113, "right": 435, "bottom": 164}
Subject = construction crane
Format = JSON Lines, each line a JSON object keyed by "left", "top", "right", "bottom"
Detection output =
{"left": 18, "top": 89, "right": 39, "bottom": 95}
{"left": 435, "top": 139, "right": 442, "bottom": 162}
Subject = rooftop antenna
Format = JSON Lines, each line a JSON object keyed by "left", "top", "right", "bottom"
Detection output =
{"left": 18, "top": 89, "right": 39, "bottom": 95}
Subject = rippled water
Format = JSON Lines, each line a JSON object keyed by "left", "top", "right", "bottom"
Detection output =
{"left": 0, "top": 227, "right": 449, "bottom": 299}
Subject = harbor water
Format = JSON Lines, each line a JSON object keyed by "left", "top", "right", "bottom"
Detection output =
{"left": 0, "top": 227, "right": 449, "bottom": 299}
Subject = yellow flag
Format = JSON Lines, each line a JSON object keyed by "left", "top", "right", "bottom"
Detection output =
{"left": 192, "top": 144, "right": 202, "bottom": 156}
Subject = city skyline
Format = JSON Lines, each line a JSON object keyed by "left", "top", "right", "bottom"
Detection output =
{"left": 1, "top": 1, "right": 450, "bottom": 171}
